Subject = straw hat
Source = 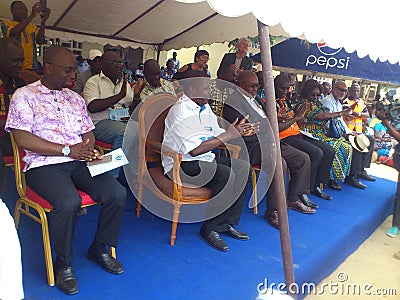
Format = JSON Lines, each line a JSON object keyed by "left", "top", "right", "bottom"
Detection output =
{"left": 348, "top": 133, "right": 370, "bottom": 152}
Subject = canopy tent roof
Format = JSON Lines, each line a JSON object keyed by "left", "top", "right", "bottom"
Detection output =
{"left": 252, "top": 38, "right": 400, "bottom": 85}
{"left": 1, "top": 0, "right": 399, "bottom": 64}
{"left": 0, "top": 0, "right": 285, "bottom": 49}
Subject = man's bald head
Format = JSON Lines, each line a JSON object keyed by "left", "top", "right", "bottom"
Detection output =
{"left": 331, "top": 81, "right": 348, "bottom": 101}
{"left": 274, "top": 74, "right": 291, "bottom": 99}
{"left": 43, "top": 45, "right": 73, "bottom": 64}
{"left": 143, "top": 59, "right": 161, "bottom": 87}
{"left": 237, "top": 70, "right": 259, "bottom": 98}
{"left": 42, "top": 45, "right": 76, "bottom": 90}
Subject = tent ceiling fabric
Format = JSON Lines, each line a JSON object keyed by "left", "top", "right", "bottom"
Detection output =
{"left": 0, "top": 0, "right": 398, "bottom": 64}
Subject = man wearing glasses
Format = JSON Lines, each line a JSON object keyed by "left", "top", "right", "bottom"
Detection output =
{"left": 322, "top": 81, "right": 375, "bottom": 189}
{"left": 6, "top": 45, "right": 126, "bottom": 295}
{"left": 83, "top": 49, "right": 138, "bottom": 178}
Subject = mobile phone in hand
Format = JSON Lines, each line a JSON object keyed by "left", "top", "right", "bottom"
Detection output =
{"left": 39, "top": 0, "right": 47, "bottom": 18}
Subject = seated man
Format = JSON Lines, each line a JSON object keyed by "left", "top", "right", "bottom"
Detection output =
{"left": 162, "top": 69, "right": 256, "bottom": 252}
{"left": 83, "top": 49, "right": 137, "bottom": 178}
{"left": 137, "top": 59, "right": 176, "bottom": 103}
{"left": 223, "top": 71, "right": 316, "bottom": 228}
{"left": 322, "top": 81, "right": 375, "bottom": 189}
{"left": 6, "top": 45, "right": 126, "bottom": 295}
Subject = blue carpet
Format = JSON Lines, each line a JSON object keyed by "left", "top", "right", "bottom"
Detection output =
{"left": 1, "top": 173, "right": 396, "bottom": 300}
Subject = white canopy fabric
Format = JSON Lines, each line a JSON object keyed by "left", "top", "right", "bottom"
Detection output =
{"left": 1, "top": 0, "right": 398, "bottom": 63}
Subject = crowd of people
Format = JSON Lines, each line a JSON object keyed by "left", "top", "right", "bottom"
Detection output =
{"left": 0, "top": 1, "right": 399, "bottom": 296}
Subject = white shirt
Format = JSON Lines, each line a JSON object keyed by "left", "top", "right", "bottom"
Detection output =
{"left": 321, "top": 94, "right": 351, "bottom": 134}
{"left": 162, "top": 94, "right": 225, "bottom": 174}
{"left": 240, "top": 92, "right": 267, "bottom": 119}
{"left": 83, "top": 71, "right": 133, "bottom": 124}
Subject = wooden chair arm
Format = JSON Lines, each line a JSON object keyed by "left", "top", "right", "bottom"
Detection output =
{"left": 146, "top": 140, "right": 183, "bottom": 193}
{"left": 217, "top": 143, "right": 241, "bottom": 159}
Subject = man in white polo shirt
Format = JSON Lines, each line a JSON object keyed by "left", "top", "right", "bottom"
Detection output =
{"left": 162, "top": 69, "right": 258, "bottom": 252}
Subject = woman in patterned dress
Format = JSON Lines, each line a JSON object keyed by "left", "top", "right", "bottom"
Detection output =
{"left": 297, "top": 79, "right": 353, "bottom": 191}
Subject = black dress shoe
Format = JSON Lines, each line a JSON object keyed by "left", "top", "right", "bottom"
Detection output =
{"left": 221, "top": 225, "right": 249, "bottom": 240}
{"left": 287, "top": 200, "right": 316, "bottom": 214}
{"left": 311, "top": 187, "right": 332, "bottom": 200}
{"left": 264, "top": 210, "right": 279, "bottom": 229}
{"left": 328, "top": 179, "right": 342, "bottom": 191}
{"left": 345, "top": 175, "right": 367, "bottom": 189}
{"left": 200, "top": 228, "right": 228, "bottom": 252}
{"left": 357, "top": 170, "right": 376, "bottom": 182}
{"left": 88, "top": 247, "right": 124, "bottom": 274}
{"left": 55, "top": 266, "right": 78, "bottom": 295}
{"left": 299, "top": 194, "right": 319, "bottom": 208}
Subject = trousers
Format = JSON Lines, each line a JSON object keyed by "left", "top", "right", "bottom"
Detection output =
{"left": 179, "top": 156, "right": 250, "bottom": 232}
{"left": 283, "top": 134, "right": 334, "bottom": 190}
{"left": 26, "top": 161, "right": 126, "bottom": 266}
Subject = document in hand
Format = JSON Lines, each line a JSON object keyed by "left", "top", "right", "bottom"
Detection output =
{"left": 87, "top": 148, "right": 129, "bottom": 177}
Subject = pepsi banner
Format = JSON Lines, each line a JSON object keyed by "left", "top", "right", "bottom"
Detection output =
{"left": 253, "top": 38, "right": 400, "bottom": 85}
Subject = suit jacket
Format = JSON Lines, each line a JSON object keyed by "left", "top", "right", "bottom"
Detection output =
{"left": 223, "top": 90, "right": 276, "bottom": 168}
{"left": 217, "top": 53, "right": 253, "bottom": 78}
{"left": 223, "top": 90, "right": 270, "bottom": 144}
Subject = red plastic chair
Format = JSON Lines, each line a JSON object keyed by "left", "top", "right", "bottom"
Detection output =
{"left": 10, "top": 133, "right": 116, "bottom": 286}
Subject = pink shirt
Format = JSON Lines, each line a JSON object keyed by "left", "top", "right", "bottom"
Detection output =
{"left": 5, "top": 80, "right": 95, "bottom": 171}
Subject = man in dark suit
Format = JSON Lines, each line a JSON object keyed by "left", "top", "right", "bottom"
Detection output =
{"left": 217, "top": 37, "right": 253, "bottom": 78}
{"left": 223, "top": 71, "right": 316, "bottom": 229}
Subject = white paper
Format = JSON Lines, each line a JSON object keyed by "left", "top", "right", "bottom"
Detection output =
{"left": 109, "top": 108, "right": 129, "bottom": 121}
{"left": 87, "top": 148, "right": 129, "bottom": 177}
{"left": 299, "top": 130, "right": 319, "bottom": 140}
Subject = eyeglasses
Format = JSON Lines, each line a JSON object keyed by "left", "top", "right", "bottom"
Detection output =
{"left": 103, "top": 60, "right": 124, "bottom": 67}
{"left": 248, "top": 83, "right": 261, "bottom": 89}
{"left": 335, "top": 87, "right": 348, "bottom": 93}
{"left": 48, "top": 63, "right": 75, "bottom": 75}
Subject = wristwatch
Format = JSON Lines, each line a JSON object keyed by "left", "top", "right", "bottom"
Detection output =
{"left": 62, "top": 145, "right": 70, "bottom": 157}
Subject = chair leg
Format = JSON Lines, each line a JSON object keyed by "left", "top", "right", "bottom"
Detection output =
{"left": 136, "top": 184, "right": 143, "bottom": 218}
{"left": 251, "top": 169, "right": 258, "bottom": 215}
{"left": 170, "top": 203, "right": 182, "bottom": 246}
{"left": 110, "top": 246, "right": 116, "bottom": 259}
{"left": 13, "top": 199, "right": 23, "bottom": 229}
{"left": 38, "top": 208, "right": 55, "bottom": 286}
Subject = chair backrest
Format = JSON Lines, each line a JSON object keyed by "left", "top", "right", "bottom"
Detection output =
{"left": 10, "top": 133, "right": 28, "bottom": 198}
{"left": 138, "top": 93, "right": 178, "bottom": 164}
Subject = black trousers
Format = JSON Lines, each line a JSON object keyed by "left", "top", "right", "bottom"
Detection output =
{"left": 349, "top": 135, "right": 375, "bottom": 176}
{"left": 392, "top": 173, "right": 400, "bottom": 227}
{"left": 283, "top": 134, "right": 335, "bottom": 190}
{"left": 0, "top": 133, "right": 13, "bottom": 184}
{"left": 26, "top": 161, "right": 126, "bottom": 266}
{"left": 180, "top": 157, "right": 250, "bottom": 232}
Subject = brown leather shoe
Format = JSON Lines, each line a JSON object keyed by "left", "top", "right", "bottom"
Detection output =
{"left": 287, "top": 199, "right": 316, "bottom": 214}
{"left": 264, "top": 210, "right": 279, "bottom": 229}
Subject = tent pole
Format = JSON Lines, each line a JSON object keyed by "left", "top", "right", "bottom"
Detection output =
{"left": 257, "top": 21, "right": 296, "bottom": 299}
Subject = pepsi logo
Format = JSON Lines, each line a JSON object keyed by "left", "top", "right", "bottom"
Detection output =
{"left": 317, "top": 42, "right": 343, "bottom": 56}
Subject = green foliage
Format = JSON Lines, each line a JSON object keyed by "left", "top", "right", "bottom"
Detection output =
{"left": 228, "top": 35, "right": 285, "bottom": 52}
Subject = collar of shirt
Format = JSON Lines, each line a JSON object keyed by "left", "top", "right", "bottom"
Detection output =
{"left": 179, "top": 93, "right": 208, "bottom": 114}
{"left": 98, "top": 71, "right": 122, "bottom": 85}
{"left": 240, "top": 91, "right": 266, "bottom": 118}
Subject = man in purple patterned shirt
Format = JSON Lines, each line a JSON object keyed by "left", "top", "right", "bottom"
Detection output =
{"left": 5, "top": 45, "right": 126, "bottom": 295}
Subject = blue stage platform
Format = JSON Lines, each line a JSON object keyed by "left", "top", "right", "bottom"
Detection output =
{"left": 1, "top": 173, "right": 396, "bottom": 300}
